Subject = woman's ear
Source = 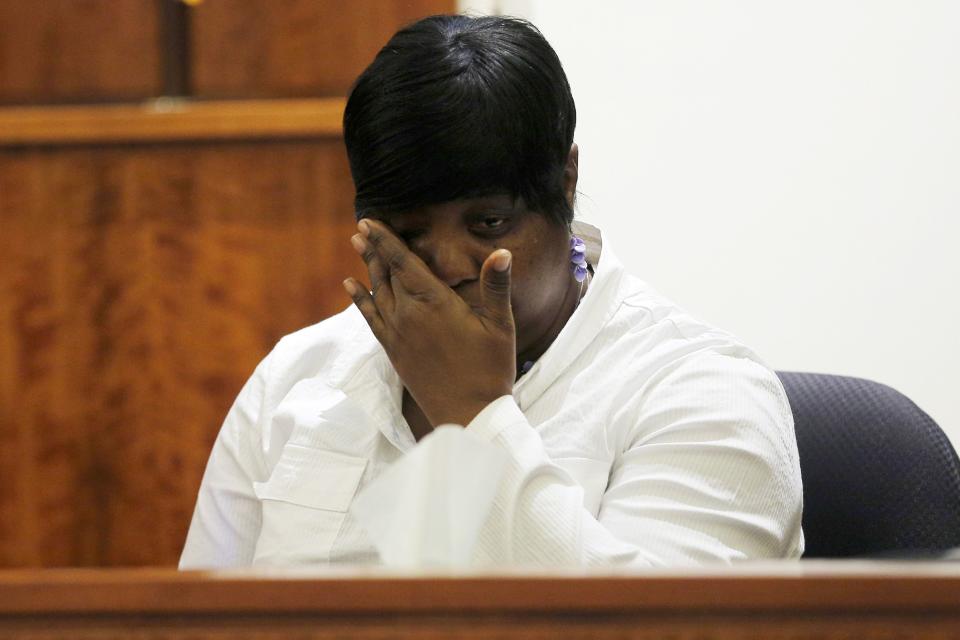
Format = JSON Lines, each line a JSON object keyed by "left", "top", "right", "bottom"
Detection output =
{"left": 564, "top": 143, "right": 579, "bottom": 207}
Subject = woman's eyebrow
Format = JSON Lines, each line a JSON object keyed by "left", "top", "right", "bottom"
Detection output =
{"left": 470, "top": 195, "right": 524, "bottom": 212}
{"left": 463, "top": 200, "right": 519, "bottom": 214}
{"left": 476, "top": 206, "right": 516, "bottom": 213}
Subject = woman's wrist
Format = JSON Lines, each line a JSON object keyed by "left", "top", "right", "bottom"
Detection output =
{"left": 429, "top": 393, "right": 512, "bottom": 428}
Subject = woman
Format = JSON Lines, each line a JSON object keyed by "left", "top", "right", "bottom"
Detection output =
{"left": 179, "top": 15, "right": 803, "bottom": 568}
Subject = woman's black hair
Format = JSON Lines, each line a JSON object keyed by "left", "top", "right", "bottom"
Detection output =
{"left": 343, "top": 14, "right": 577, "bottom": 227}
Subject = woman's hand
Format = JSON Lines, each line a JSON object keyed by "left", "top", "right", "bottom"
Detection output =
{"left": 343, "top": 220, "right": 516, "bottom": 427}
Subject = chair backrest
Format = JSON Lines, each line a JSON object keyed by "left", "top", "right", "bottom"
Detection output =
{"left": 777, "top": 371, "right": 960, "bottom": 558}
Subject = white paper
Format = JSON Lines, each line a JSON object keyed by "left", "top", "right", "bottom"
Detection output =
{"left": 351, "top": 425, "right": 507, "bottom": 567}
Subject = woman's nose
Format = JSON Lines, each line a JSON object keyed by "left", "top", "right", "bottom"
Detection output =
{"left": 414, "top": 240, "right": 478, "bottom": 289}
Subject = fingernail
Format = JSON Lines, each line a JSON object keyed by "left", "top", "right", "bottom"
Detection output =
{"left": 350, "top": 234, "right": 365, "bottom": 253}
{"left": 342, "top": 279, "right": 358, "bottom": 296}
{"left": 493, "top": 249, "right": 512, "bottom": 272}
{"left": 358, "top": 220, "right": 371, "bottom": 237}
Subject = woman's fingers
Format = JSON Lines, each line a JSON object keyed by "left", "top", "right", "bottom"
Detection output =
{"left": 359, "top": 220, "right": 436, "bottom": 296}
{"left": 342, "top": 278, "right": 388, "bottom": 341}
{"left": 479, "top": 249, "right": 515, "bottom": 332}
{"left": 351, "top": 232, "right": 394, "bottom": 312}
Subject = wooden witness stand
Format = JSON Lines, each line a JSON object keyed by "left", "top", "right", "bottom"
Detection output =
{"left": 1, "top": 563, "right": 959, "bottom": 639}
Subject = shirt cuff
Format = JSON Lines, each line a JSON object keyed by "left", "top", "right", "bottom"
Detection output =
{"left": 464, "top": 395, "right": 527, "bottom": 442}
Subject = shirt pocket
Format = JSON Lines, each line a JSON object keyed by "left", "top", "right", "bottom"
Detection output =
{"left": 252, "top": 443, "right": 367, "bottom": 565}
{"left": 553, "top": 456, "right": 611, "bottom": 518}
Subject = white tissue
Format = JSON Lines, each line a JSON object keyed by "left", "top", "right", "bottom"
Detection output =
{"left": 351, "top": 425, "right": 507, "bottom": 567}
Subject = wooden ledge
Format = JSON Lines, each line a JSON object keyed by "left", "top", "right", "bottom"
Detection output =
{"left": 1, "top": 564, "right": 959, "bottom": 614}
{"left": 0, "top": 98, "right": 345, "bottom": 146}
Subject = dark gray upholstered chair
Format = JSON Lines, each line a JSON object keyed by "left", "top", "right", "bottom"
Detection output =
{"left": 777, "top": 372, "right": 960, "bottom": 558}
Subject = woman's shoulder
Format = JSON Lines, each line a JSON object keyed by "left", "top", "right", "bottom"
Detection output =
{"left": 588, "top": 225, "right": 762, "bottom": 365}
{"left": 575, "top": 229, "right": 783, "bottom": 404}
{"left": 608, "top": 272, "right": 763, "bottom": 362}
{"left": 259, "top": 304, "right": 377, "bottom": 399}
{"left": 595, "top": 269, "right": 791, "bottom": 417}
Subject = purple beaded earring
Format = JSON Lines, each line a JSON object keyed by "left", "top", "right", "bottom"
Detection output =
{"left": 570, "top": 235, "right": 589, "bottom": 282}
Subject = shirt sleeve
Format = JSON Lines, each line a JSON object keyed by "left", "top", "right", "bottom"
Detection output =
{"left": 178, "top": 355, "right": 271, "bottom": 569}
{"left": 464, "top": 351, "right": 804, "bottom": 566}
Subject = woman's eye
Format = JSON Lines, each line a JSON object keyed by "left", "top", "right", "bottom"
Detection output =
{"left": 473, "top": 215, "right": 510, "bottom": 235}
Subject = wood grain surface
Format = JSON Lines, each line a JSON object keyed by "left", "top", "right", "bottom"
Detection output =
{"left": 4, "top": 564, "right": 960, "bottom": 613}
{"left": 0, "top": 140, "right": 362, "bottom": 567}
{"left": 0, "top": 99, "right": 344, "bottom": 146}
{"left": 0, "top": 566, "right": 959, "bottom": 639}
{"left": 0, "top": 0, "right": 456, "bottom": 569}
{"left": 1, "top": 616, "right": 958, "bottom": 640}
{"left": 0, "top": 0, "right": 161, "bottom": 104}
{"left": 190, "top": 0, "right": 454, "bottom": 98}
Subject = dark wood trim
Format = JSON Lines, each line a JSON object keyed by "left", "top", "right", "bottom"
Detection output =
{"left": 159, "top": 0, "right": 192, "bottom": 97}
{"left": 0, "top": 98, "right": 344, "bottom": 146}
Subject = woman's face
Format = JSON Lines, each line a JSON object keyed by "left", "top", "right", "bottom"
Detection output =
{"left": 363, "top": 145, "right": 579, "bottom": 361}
{"left": 367, "top": 195, "right": 574, "bottom": 359}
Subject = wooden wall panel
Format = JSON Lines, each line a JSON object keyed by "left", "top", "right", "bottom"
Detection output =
{"left": 0, "top": 0, "right": 162, "bottom": 104}
{"left": 190, "top": 0, "right": 455, "bottom": 98}
{"left": 0, "top": 0, "right": 458, "bottom": 569}
{"left": 0, "top": 141, "right": 362, "bottom": 566}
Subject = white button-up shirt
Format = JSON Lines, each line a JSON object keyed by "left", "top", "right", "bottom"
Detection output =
{"left": 179, "top": 231, "right": 804, "bottom": 568}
